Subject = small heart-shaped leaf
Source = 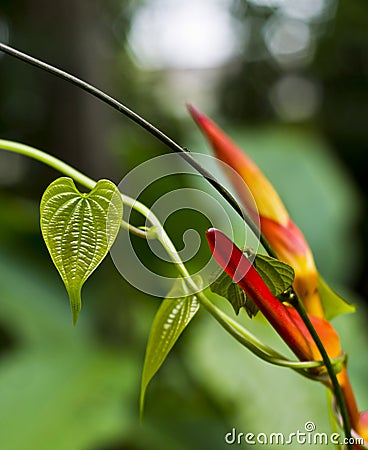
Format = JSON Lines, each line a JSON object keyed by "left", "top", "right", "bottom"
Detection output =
{"left": 254, "top": 254, "right": 295, "bottom": 297}
{"left": 209, "top": 268, "right": 247, "bottom": 315}
{"left": 140, "top": 278, "right": 200, "bottom": 418}
{"left": 209, "top": 252, "right": 294, "bottom": 318}
{"left": 40, "top": 177, "right": 123, "bottom": 325}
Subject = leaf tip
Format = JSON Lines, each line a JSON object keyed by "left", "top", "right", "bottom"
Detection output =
{"left": 72, "top": 308, "right": 80, "bottom": 326}
{"left": 69, "top": 293, "right": 82, "bottom": 326}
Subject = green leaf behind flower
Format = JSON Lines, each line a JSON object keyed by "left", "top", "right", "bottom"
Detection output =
{"left": 209, "top": 268, "right": 246, "bottom": 315}
{"left": 318, "top": 276, "right": 355, "bottom": 320}
{"left": 209, "top": 252, "right": 295, "bottom": 318}
{"left": 254, "top": 254, "right": 295, "bottom": 297}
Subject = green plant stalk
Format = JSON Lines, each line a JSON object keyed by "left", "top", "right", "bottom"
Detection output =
{"left": 0, "top": 139, "right": 147, "bottom": 239}
{"left": 0, "top": 139, "right": 352, "bottom": 446}
{"left": 294, "top": 297, "right": 352, "bottom": 446}
{"left": 327, "top": 390, "right": 343, "bottom": 450}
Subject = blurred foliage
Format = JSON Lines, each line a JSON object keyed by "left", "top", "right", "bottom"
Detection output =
{"left": 0, "top": 250, "right": 137, "bottom": 450}
{"left": 0, "top": 0, "right": 367, "bottom": 449}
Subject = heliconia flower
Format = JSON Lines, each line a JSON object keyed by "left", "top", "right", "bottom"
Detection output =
{"left": 189, "top": 105, "right": 324, "bottom": 318}
{"left": 205, "top": 228, "right": 340, "bottom": 362}
{"left": 206, "top": 228, "right": 365, "bottom": 441}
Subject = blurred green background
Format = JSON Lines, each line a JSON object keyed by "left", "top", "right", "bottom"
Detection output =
{"left": 0, "top": 1, "right": 367, "bottom": 449}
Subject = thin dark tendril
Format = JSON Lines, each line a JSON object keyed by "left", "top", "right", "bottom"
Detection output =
{"left": 0, "top": 41, "right": 275, "bottom": 256}
{"left": 0, "top": 43, "right": 272, "bottom": 246}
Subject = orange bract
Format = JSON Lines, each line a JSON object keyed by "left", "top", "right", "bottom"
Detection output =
{"left": 189, "top": 105, "right": 324, "bottom": 318}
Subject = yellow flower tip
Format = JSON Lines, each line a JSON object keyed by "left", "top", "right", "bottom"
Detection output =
{"left": 188, "top": 104, "right": 289, "bottom": 225}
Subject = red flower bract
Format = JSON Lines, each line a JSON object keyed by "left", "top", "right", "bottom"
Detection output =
{"left": 206, "top": 228, "right": 368, "bottom": 442}
{"left": 189, "top": 104, "right": 324, "bottom": 318}
{"left": 206, "top": 228, "right": 341, "bottom": 363}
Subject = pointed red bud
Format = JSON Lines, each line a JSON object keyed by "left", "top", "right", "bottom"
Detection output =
{"left": 206, "top": 228, "right": 340, "bottom": 362}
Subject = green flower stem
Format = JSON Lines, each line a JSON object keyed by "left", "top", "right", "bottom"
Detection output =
{"left": 0, "top": 139, "right": 96, "bottom": 189}
{"left": 0, "top": 139, "right": 351, "bottom": 444}
{"left": 130, "top": 217, "right": 345, "bottom": 380}
{"left": 327, "top": 390, "right": 343, "bottom": 450}
{"left": 189, "top": 290, "right": 343, "bottom": 381}
{"left": 130, "top": 215, "right": 345, "bottom": 377}
{"left": 294, "top": 297, "right": 353, "bottom": 447}
{"left": 120, "top": 221, "right": 149, "bottom": 239}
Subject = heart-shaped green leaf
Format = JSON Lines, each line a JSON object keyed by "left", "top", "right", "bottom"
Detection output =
{"left": 140, "top": 278, "right": 200, "bottom": 418}
{"left": 40, "top": 177, "right": 123, "bottom": 325}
